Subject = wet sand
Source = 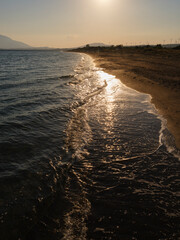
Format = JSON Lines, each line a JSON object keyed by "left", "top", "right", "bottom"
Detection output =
{"left": 72, "top": 47, "right": 180, "bottom": 149}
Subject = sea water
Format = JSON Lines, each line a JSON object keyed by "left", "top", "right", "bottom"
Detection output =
{"left": 0, "top": 50, "right": 179, "bottom": 239}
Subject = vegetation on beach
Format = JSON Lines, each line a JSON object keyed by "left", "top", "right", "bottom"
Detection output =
{"left": 73, "top": 43, "right": 180, "bottom": 53}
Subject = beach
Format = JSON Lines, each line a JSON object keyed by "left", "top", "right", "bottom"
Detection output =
{"left": 73, "top": 47, "right": 180, "bottom": 149}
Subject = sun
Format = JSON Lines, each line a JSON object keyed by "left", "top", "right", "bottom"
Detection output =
{"left": 92, "top": 0, "right": 113, "bottom": 9}
{"left": 98, "top": 0, "right": 111, "bottom": 5}
{"left": 101, "top": 0, "right": 110, "bottom": 3}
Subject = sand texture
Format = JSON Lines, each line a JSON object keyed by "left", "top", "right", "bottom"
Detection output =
{"left": 73, "top": 47, "right": 180, "bottom": 149}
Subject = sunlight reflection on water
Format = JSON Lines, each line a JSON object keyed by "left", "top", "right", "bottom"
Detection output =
{"left": 97, "top": 70, "right": 123, "bottom": 134}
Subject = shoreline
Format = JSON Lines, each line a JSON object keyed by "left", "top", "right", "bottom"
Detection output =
{"left": 72, "top": 48, "right": 180, "bottom": 149}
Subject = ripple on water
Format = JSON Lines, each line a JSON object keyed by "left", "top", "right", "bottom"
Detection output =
{"left": 0, "top": 51, "right": 179, "bottom": 240}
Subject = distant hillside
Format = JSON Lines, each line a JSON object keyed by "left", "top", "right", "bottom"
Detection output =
{"left": 163, "top": 44, "right": 180, "bottom": 48}
{"left": 79, "top": 43, "right": 110, "bottom": 48}
{"left": 0, "top": 35, "right": 32, "bottom": 49}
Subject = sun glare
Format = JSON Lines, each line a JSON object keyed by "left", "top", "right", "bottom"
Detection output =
{"left": 97, "top": 0, "right": 112, "bottom": 6}
{"left": 102, "top": 0, "right": 111, "bottom": 3}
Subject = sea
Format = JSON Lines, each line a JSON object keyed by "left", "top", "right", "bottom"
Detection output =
{"left": 0, "top": 50, "right": 179, "bottom": 240}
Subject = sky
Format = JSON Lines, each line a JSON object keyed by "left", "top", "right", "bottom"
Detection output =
{"left": 0, "top": 0, "right": 180, "bottom": 48}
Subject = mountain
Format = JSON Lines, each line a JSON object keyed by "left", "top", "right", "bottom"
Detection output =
{"left": 78, "top": 43, "right": 110, "bottom": 48}
{"left": 88, "top": 43, "right": 110, "bottom": 47}
{"left": 0, "top": 35, "right": 32, "bottom": 49}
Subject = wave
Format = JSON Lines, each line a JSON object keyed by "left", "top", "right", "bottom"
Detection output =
{"left": 0, "top": 75, "right": 65, "bottom": 91}
{"left": 60, "top": 74, "right": 75, "bottom": 79}
{"left": 71, "top": 80, "right": 107, "bottom": 109}
{"left": 160, "top": 126, "right": 180, "bottom": 160}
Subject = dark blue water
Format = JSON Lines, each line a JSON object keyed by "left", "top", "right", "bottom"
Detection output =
{"left": 0, "top": 50, "right": 179, "bottom": 240}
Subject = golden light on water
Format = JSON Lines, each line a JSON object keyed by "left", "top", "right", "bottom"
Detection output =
{"left": 97, "top": 71, "right": 121, "bottom": 99}
{"left": 97, "top": 70, "right": 122, "bottom": 133}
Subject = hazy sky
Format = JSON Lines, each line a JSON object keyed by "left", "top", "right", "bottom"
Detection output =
{"left": 0, "top": 0, "right": 180, "bottom": 48}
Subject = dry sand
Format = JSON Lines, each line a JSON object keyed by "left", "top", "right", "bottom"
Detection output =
{"left": 73, "top": 47, "right": 180, "bottom": 149}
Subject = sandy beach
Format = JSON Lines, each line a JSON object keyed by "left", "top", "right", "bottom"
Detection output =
{"left": 72, "top": 47, "right": 180, "bottom": 149}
